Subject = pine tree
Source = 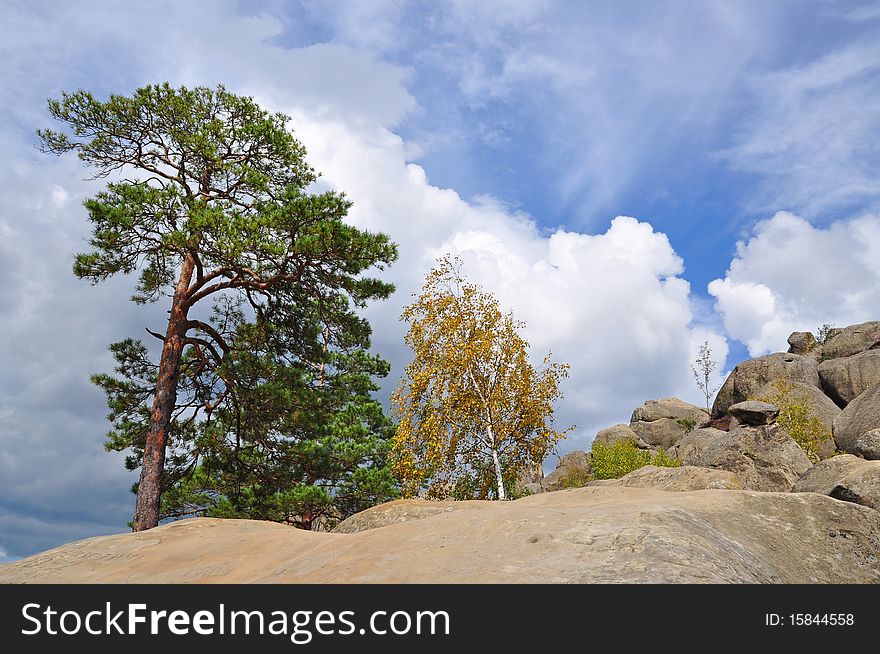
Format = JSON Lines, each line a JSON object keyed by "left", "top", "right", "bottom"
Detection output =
{"left": 41, "top": 84, "right": 397, "bottom": 529}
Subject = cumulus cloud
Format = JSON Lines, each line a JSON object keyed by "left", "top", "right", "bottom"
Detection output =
{"left": 289, "top": 113, "right": 727, "bottom": 453}
{"left": 709, "top": 211, "right": 880, "bottom": 355}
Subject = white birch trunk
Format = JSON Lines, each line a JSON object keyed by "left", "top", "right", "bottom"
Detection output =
{"left": 489, "top": 423, "right": 506, "bottom": 500}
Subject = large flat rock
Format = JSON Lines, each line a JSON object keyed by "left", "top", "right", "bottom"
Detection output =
{"left": 2, "top": 488, "right": 880, "bottom": 584}
{"left": 587, "top": 465, "right": 744, "bottom": 491}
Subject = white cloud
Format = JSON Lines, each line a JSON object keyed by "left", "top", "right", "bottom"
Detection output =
{"left": 50, "top": 185, "right": 68, "bottom": 207}
{"left": 709, "top": 211, "right": 880, "bottom": 355}
{"left": 289, "top": 113, "right": 727, "bottom": 452}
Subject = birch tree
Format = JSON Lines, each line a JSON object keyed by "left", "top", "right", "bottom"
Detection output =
{"left": 391, "top": 257, "right": 571, "bottom": 500}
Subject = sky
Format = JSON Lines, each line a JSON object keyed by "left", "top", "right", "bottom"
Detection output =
{"left": 2, "top": 0, "right": 880, "bottom": 560}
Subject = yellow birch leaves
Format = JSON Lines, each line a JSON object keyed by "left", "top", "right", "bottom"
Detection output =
{"left": 391, "top": 256, "right": 572, "bottom": 499}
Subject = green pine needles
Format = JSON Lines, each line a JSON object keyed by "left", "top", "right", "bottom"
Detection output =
{"left": 41, "top": 83, "right": 398, "bottom": 530}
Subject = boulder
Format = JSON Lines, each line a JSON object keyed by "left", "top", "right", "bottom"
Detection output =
{"left": 833, "top": 383, "right": 880, "bottom": 459}
{"left": 593, "top": 424, "right": 648, "bottom": 449}
{"left": 752, "top": 379, "right": 839, "bottom": 459}
{"left": 630, "top": 418, "right": 690, "bottom": 450}
{"left": 629, "top": 398, "right": 708, "bottom": 449}
{"left": 820, "top": 321, "right": 880, "bottom": 360}
{"left": 524, "top": 482, "right": 544, "bottom": 495}
{"left": 712, "top": 353, "right": 820, "bottom": 418}
{"left": 753, "top": 380, "right": 841, "bottom": 430}
{"left": 666, "top": 427, "right": 726, "bottom": 464}
{"left": 631, "top": 397, "right": 709, "bottom": 423}
{"left": 818, "top": 350, "right": 880, "bottom": 407}
{"left": 700, "top": 415, "right": 737, "bottom": 431}
{"left": 5, "top": 492, "right": 880, "bottom": 583}
{"left": 516, "top": 459, "right": 545, "bottom": 485}
{"left": 515, "top": 460, "right": 545, "bottom": 496}
{"left": 855, "top": 429, "right": 880, "bottom": 460}
{"left": 793, "top": 454, "right": 880, "bottom": 512}
{"left": 541, "top": 450, "right": 592, "bottom": 492}
{"left": 728, "top": 401, "right": 779, "bottom": 426}
{"left": 688, "top": 424, "right": 813, "bottom": 492}
{"left": 787, "top": 331, "right": 820, "bottom": 358}
{"left": 592, "top": 465, "right": 744, "bottom": 491}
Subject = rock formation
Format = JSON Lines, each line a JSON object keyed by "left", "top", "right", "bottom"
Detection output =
{"left": 727, "top": 400, "right": 779, "bottom": 426}
{"left": 754, "top": 380, "right": 840, "bottom": 429}
{"left": 711, "top": 353, "right": 820, "bottom": 418}
{"left": 3, "top": 489, "right": 880, "bottom": 583}
{"left": 539, "top": 450, "right": 592, "bottom": 492}
{"left": 833, "top": 383, "right": 880, "bottom": 459}
{"left": 793, "top": 454, "right": 880, "bottom": 512}
{"left": 787, "top": 331, "right": 820, "bottom": 358}
{"left": 588, "top": 465, "right": 744, "bottom": 491}
{"left": 818, "top": 350, "right": 880, "bottom": 407}
{"left": 818, "top": 320, "right": 880, "bottom": 360}
{"left": 677, "top": 423, "right": 811, "bottom": 491}
{"left": 629, "top": 398, "right": 708, "bottom": 450}
{"left": 593, "top": 423, "right": 647, "bottom": 449}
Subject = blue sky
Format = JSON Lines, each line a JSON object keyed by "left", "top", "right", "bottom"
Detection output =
{"left": 2, "top": 0, "right": 880, "bottom": 559}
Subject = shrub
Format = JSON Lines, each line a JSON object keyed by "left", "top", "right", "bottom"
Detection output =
{"left": 752, "top": 379, "right": 828, "bottom": 463}
{"left": 590, "top": 440, "right": 680, "bottom": 480}
{"left": 815, "top": 323, "right": 840, "bottom": 345}
{"left": 676, "top": 418, "right": 697, "bottom": 431}
{"left": 556, "top": 466, "right": 593, "bottom": 489}
{"left": 650, "top": 449, "right": 681, "bottom": 468}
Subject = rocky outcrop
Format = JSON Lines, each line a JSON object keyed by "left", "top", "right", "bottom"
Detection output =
{"left": 833, "top": 383, "right": 880, "bottom": 459}
{"left": 590, "top": 465, "right": 744, "bottom": 491}
{"left": 629, "top": 419, "right": 689, "bottom": 450}
{"left": 666, "top": 427, "right": 726, "bottom": 463}
{"left": 631, "top": 398, "right": 709, "bottom": 423}
{"left": 728, "top": 401, "right": 779, "bottom": 426}
{"left": 334, "top": 500, "right": 478, "bottom": 533}
{"left": 855, "top": 429, "right": 880, "bottom": 460}
{"left": 700, "top": 415, "right": 737, "bottom": 431}
{"left": 629, "top": 398, "right": 708, "bottom": 449}
{"left": 4, "top": 490, "right": 880, "bottom": 583}
{"left": 818, "top": 350, "right": 880, "bottom": 407}
{"left": 794, "top": 454, "right": 880, "bottom": 512}
{"left": 819, "top": 321, "right": 880, "bottom": 360}
{"left": 540, "top": 451, "right": 592, "bottom": 492}
{"left": 712, "top": 353, "right": 820, "bottom": 418}
{"left": 593, "top": 424, "right": 647, "bottom": 449}
{"left": 749, "top": 379, "right": 838, "bottom": 460}
{"left": 681, "top": 424, "right": 813, "bottom": 492}
{"left": 514, "top": 459, "right": 545, "bottom": 494}
{"left": 754, "top": 380, "right": 840, "bottom": 430}
{"left": 787, "top": 331, "right": 820, "bottom": 358}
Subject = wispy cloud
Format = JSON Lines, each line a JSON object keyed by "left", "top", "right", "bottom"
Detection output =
{"left": 720, "top": 39, "right": 880, "bottom": 218}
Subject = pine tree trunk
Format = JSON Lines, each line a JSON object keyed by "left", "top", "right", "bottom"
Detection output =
{"left": 132, "top": 255, "right": 194, "bottom": 531}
